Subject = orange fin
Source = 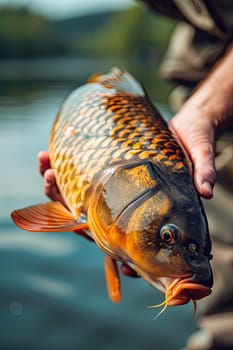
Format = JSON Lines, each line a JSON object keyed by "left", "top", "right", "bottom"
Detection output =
{"left": 11, "top": 201, "right": 88, "bottom": 232}
{"left": 104, "top": 255, "right": 121, "bottom": 303}
{"left": 88, "top": 67, "right": 145, "bottom": 96}
{"left": 87, "top": 72, "right": 102, "bottom": 83}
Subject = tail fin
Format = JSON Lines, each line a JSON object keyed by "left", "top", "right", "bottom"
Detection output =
{"left": 87, "top": 67, "right": 145, "bottom": 97}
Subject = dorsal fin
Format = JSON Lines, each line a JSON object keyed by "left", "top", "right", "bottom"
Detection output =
{"left": 88, "top": 67, "right": 145, "bottom": 96}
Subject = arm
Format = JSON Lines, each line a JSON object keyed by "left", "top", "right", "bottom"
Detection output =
{"left": 169, "top": 45, "right": 233, "bottom": 198}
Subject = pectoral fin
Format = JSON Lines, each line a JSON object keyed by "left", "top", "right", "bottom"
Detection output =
{"left": 11, "top": 201, "right": 88, "bottom": 232}
{"left": 104, "top": 255, "right": 121, "bottom": 303}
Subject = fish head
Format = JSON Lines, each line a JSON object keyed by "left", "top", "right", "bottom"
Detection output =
{"left": 120, "top": 189, "right": 213, "bottom": 306}
{"left": 88, "top": 161, "right": 213, "bottom": 305}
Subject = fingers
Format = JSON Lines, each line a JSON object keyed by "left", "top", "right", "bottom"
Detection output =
{"left": 169, "top": 116, "right": 216, "bottom": 199}
{"left": 43, "top": 169, "right": 64, "bottom": 202}
{"left": 38, "top": 150, "right": 51, "bottom": 176}
{"left": 38, "top": 151, "right": 63, "bottom": 202}
{"left": 191, "top": 142, "right": 216, "bottom": 198}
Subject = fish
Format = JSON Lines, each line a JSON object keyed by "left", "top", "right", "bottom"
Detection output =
{"left": 11, "top": 68, "right": 213, "bottom": 313}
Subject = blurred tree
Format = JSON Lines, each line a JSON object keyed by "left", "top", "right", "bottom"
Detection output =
{"left": 0, "top": 6, "right": 67, "bottom": 58}
{"left": 0, "top": 5, "right": 175, "bottom": 61}
{"left": 83, "top": 5, "right": 175, "bottom": 60}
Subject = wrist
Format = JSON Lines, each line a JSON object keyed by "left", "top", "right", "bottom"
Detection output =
{"left": 178, "top": 84, "right": 232, "bottom": 137}
{"left": 180, "top": 45, "right": 233, "bottom": 130}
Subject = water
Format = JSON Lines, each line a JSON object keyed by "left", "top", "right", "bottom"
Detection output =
{"left": 0, "top": 69, "right": 197, "bottom": 350}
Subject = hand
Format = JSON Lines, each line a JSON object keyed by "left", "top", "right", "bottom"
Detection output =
{"left": 169, "top": 109, "right": 216, "bottom": 199}
{"left": 169, "top": 45, "right": 233, "bottom": 199}
{"left": 38, "top": 151, "right": 64, "bottom": 203}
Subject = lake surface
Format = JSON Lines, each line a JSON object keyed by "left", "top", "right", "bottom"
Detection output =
{"left": 0, "top": 62, "right": 197, "bottom": 350}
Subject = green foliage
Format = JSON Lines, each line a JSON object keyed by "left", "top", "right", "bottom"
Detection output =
{"left": 0, "top": 5, "right": 175, "bottom": 60}
{"left": 0, "top": 6, "right": 67, "bottom": 58}
{"left": 84, "top": 5, "right": 175, "bottom": 58}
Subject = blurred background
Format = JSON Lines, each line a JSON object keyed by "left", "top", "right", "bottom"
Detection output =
{"left": 0, "top": 1, "right": 197, "bottom": 349}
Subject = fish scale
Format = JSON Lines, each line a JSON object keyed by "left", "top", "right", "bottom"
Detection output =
{"left": 49, "top": 77, "right": 187, "bottom": 216}
{"left": 11, "top": 68, "right": 213, "bottom": 308}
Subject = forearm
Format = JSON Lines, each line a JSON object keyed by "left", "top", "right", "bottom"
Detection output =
{"left": 179, "top": 44, "right": 233, "bottom": 131}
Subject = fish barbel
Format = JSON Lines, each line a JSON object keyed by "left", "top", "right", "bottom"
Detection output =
{"left": 11, "top": 68, "right": 213, "bottom": 311}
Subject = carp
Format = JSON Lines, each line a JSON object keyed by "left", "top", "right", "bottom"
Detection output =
{"left": 11, "top": 68, "right": 213, "bottom": 313}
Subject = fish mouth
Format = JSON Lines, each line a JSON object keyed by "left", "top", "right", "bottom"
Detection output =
{"left": 137, "top": 272, "right": 211, "bottom": 305}
{"left": 164, "top": 277, "right": 211, "bottom": 306}
{"left": 148, "top": 276, "right": 212, "bottom": 317}
{"left": 130, "top": 266, "right": 211, "bottom": 315}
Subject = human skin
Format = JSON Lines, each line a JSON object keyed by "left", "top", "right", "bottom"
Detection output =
{"left": 168, "top": 45, "right": 233, "bottom": 199}
{"left": 38, "top": 45, "right": 233, "bottom": 276}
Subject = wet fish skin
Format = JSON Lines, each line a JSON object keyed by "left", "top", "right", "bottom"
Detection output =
{"left": 11, "top": 68, "right": 213, "bottom": 306}
{"left": 49, "top": 74, "right": 186, "bottom": 217}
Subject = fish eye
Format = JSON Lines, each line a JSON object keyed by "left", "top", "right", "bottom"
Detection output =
{"left": 160, "top": 224, "right": 179, "bottom": 244}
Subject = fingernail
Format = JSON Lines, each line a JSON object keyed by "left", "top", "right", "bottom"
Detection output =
{"left": 202, "top": 181, "right": 213, "bottom": 196}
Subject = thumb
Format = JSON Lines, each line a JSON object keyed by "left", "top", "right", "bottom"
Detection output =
{"left": 191, "top": 139, "right": 216, "bottom": 198}
{"left": 169, "top": 118, "right": 216, "bottom": 198}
